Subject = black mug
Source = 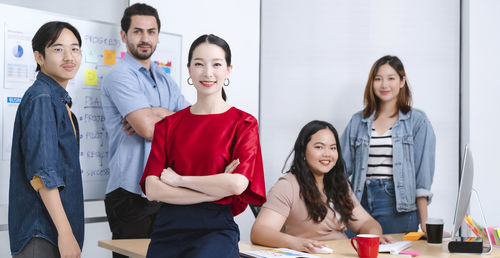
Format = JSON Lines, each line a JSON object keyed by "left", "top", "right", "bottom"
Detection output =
{"left": 426, "top": 218, "right": 444, "bottom": 244}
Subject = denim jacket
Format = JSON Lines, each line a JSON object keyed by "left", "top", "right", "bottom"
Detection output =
{"left": 9, "top": 72, "right": 84, "bottom": 254}
{"left": 340, "top": 108, "right": 436, "bottom": 212}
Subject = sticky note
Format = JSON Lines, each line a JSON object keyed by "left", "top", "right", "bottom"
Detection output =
{"left": 85, "top": 48, "right": 99, "bottom": 63}
{"left": 494, "top": 229, "right": 500, "bottom": 245}
{"left": 399, "top": 250, "right": 420, "bottom": 256}
{"left": 104, "top": 49, "right": 116, "bottom": 65}
{"left": 85, "top": 69, "right": 98, "bottom": 86}
{"left": 120, "top": 51, "right": 126, "bottom": 59}
{"left": 403, "top": 232, "right": 425, "bottom": 241}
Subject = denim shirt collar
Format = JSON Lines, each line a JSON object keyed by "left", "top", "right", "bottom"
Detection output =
{"left": 36, "top": 72, "right": 73, "bottom": 107}
{"left": 361, "top": 111, "right": 376, "bottom": 123}
{"left": 398, "top": 110, "right": 410, "bottom": 120}
{"left": 361, "top": 109, "right": 411, "bottom": 123}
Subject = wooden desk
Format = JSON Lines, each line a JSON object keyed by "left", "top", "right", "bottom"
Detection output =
{"left": 98, "top": 234, "right": 500, "bottom": 258}
{"left": 98, "top": 239, "right": 149, "bottom": 258}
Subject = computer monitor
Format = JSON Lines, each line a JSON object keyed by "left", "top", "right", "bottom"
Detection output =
{"left": 448, "top": 145, "right": 492, "bottom": 254}
{"left": 451, "top": 145, "right": 473, "bottom": 238}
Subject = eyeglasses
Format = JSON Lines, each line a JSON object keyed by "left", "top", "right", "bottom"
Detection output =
{"left": 46, "top": 46, "right": 81, "bottom": 56}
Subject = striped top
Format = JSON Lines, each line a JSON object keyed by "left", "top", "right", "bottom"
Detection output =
{"left": 367, "top": 128, "right": 393, "bottom": 177}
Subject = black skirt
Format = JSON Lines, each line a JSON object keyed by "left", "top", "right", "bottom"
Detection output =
{"left": 146, "top": 202, "right": 240, "bottom": 258}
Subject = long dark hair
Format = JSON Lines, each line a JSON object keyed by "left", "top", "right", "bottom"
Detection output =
{"left": 362, "top": 55, "right": 412, "bottom": 119}
{"left": 286, "top": 120, "right": 355, "bottom": 225}
{"left": 187, "top": 34, "right": 231, "bottom": 101}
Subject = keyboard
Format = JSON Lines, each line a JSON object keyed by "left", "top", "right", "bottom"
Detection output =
{"left": 379, "top": 241, "right": 412, "bottom": 253}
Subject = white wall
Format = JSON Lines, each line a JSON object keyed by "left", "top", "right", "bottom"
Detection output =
{"left": 135, "top": 0, "right": 261, "bottom": 119}
{"left": 260, "top": 0, "right": 460, "bottom": 233}
{"left": 134, "top": 0, "right": 261, "bottom": 242}
{"left": 465, "top": 0, "right": 500, "bottom": 228}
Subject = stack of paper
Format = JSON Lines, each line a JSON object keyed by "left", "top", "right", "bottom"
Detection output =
{"left": 379, "top": 241, "right": 412, "bottom": 253}
{"left": 240, "top": 248, "right": 319, "bottom": 258}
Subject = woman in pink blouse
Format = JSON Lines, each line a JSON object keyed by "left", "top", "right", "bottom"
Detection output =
{"left": 251, "top": 120, "right": 391, "bottom": 253}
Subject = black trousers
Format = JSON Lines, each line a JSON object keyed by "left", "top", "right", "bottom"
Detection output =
{"left": 104, "top": 188, "right": 161, "bottom": 258}
{"left": 147, "top": 203, "right": 240, "bottom": 258}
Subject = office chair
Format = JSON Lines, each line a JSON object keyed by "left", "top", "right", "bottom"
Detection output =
{"left": 249, "top": 204, "right": 262, "bottom": 217}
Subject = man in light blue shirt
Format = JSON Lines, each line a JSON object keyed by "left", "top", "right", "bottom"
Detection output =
{"left": 101, "top": 4, "right": 189, "bottom": 256}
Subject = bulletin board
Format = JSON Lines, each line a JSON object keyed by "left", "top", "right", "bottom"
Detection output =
{"left": 0, "top": 3, "right": 182, "bottom": 202}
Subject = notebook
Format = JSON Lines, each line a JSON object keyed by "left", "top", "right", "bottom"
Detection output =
{"left": 379, "top": 241, "right": 412, "bottom": 253}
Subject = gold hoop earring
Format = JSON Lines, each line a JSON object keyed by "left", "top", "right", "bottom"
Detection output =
{"left": 224, "top": 78, "right": 230, "bottom": 86}
{"left": 187, "top": 77, "right": 193, "bottom": 85}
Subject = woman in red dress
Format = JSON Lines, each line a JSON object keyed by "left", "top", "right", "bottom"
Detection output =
{"left": 139, "top": 34, "right": 266, "bottom": 257}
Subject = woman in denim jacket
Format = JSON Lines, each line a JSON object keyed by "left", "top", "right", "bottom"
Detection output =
{"left": 340, "top": 56, "right": 436, "bottom": 234}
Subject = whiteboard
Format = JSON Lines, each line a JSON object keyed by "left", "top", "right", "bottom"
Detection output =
{"left": 0, "top": 3, "right": 182, "bottom": 202}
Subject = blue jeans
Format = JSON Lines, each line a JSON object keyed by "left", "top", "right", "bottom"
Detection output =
{"left": 361, "top": 178, "right": 418, "bottom": 234}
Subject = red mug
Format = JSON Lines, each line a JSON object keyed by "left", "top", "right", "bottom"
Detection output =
{"left": 350, "top": 234, "right": 379, "bottom": 258}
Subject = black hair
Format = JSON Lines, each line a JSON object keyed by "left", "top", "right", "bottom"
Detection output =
{"left": 121, "top": 3, "right": 161, "bottom": 33}
{"left": 187, "top": 34, "right": 231, "bottom": 101}
{"left": 32, "top": 21, "right": 82, "bottom": 72}
{"left": 286, "top": 120, "right": 355, "bottom": 225}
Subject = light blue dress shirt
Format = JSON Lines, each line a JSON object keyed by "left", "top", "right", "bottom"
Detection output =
{"left": 101, "top": 54, "right": 190, "bottom": 195}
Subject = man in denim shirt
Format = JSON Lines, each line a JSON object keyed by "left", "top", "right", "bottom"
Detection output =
{"left": 9, "top": 22, "right": 84, "bottom": 258}
{"left": 101, "top": 4, "right": 189, "bottom": 256}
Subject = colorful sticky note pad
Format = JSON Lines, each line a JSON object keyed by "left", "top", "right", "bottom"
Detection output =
{"left": 104, "top": 49, "right": 116, "bottom": 65}
{"left": 85, "top": 69, "right": 98, "bottom": 86}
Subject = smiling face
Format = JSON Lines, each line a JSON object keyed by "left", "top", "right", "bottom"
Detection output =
{"left": 34, "top": 28, "right": 82, "bottom": 87}
{"left": 121, "top": 15, "right": 159, "bottom": 61}
{"left": 305, "top": 128, "right": 338, "bottom": 178}
{"left": 188, "top": 43, "right": 231, "bottom": 100}
{"left": 372, "top": 63, "right": 406, "bottom": 105}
